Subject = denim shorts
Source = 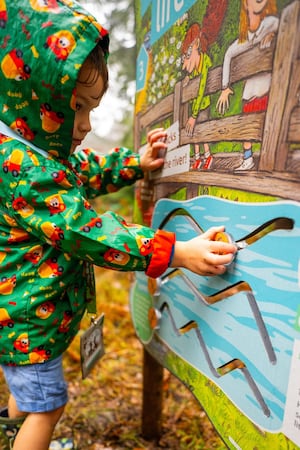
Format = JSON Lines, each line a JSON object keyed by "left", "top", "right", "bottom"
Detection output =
{"left": 1, "top": 355, "right": 68, "bottom": 413}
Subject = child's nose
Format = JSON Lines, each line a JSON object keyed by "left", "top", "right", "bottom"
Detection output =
{"left": 80, "top": 116, "right": 92, "bottom": 133}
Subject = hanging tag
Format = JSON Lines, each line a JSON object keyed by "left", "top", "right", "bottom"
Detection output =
{"left": 84, "top": 262, "right": 97, "bottom": 315}
{"left": 80, "top": 314, "right": 105, "bottom": 379}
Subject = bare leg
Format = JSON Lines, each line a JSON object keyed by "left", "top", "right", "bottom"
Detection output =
{"left": 243, "top": 142, "right": 252, "bottom": 151}
{"left": 203, "top": 142, "right": 210, "bottom": 156}
{"left": 194, "top": 143, "right": 200, "bottom": 159}
{"left": 8, "top": 394, "right": 27, "bottom": 420}
{"left": 12, "top": 406, "right": 65, "bottom": 450}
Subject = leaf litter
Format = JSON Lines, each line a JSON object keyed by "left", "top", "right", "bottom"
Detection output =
{"left": 0, "top": 268, "right": 226, "bottom": 449}
{"left": 62, "top": 268, "right": 225, "bottom": 449}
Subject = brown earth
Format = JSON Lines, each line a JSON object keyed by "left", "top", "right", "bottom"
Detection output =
{"left": 0, "top": 268, "right": 226, "bottom": 449}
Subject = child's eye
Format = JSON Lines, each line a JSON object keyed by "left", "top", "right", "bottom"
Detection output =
{"left": 75, "top": 103, "right": 81, "bottom": 111}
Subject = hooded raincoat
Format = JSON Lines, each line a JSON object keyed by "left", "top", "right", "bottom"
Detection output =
{"left": 0, "top": 0, "right": 175, "bottom": 366}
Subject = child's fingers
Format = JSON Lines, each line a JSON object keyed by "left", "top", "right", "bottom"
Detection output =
{"left": 210, "top": 240, "right": 237, "bottom": 257}
{"left": 201, "top": 226, "right": 225, "bottom": 240}
{"left": 147, "top": 128, "right": 167, "bottom": 144}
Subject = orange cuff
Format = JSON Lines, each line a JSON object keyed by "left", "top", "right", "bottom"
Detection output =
{"left": 146, "top": 229, "right": 176, "bottom": 279}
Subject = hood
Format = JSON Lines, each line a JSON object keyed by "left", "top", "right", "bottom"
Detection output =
{"left": 0, "top": 0, "right": 109, "bottom": 159}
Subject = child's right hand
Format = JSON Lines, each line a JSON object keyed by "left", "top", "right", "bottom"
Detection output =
{"left": 216, "top": 87, "right": 234, "bottom": 115}
{"left": 170, "top": 226, "right": 237, "bottom": 276}
{"left": 140, "top": 128, "right": 168, "bottom": 172}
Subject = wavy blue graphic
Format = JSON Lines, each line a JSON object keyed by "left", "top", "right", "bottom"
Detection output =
{"left": 135, "top": 197, "right": 300, "bottom": 432}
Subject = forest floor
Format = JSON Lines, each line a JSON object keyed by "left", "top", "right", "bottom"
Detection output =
{"left": 0, "top": 268, "right": 226, "bottom": 449}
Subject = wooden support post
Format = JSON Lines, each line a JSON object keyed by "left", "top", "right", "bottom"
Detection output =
{"left": 141, "top": 348, "right": 163, "bottom": 440}
{"left": 259, "top": 1, "right": 300, "bottom": 171}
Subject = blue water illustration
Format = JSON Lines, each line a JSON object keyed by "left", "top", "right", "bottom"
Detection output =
{"left": 135, "top": 197, "right": 300, "bottom": 432}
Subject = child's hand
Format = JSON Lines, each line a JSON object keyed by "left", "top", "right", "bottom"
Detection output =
{"left": 171, "top": 226, "right": 237, "bottom": 276}
{"left": 140, "top": 128, "right": 168, "bottom": 172}
{"left": 185, "top": 116, "right": 196, "bottom": 136}
{"left": 216, "top": 87, "right": 234, "bottom": 115}
{"left": 260, "top": 32, "right": 276, "bottom": 49}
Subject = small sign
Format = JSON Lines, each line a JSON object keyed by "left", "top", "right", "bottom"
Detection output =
{"left": 136, "top": 45, "right": 149, "bottom": 92}
{"left": 151, "top": 144, "right": 190, "bottom": 179}
{"left": 80, "top": 314, "right": 105, "bottom": 379}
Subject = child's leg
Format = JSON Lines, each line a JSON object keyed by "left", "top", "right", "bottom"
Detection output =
{"left": 203, "top": 143, "right": 210, "bottom": 154}
{"left": 8, "top": 394, "right": 27, "bottom": 419}
{"left": 1, "top": 355, "right": 68, "bottom": 449}
{"left": 202, "top": 143, "right": 213, "bottom": 170}
{"left": 235, "top": 141, "right": 254, "bottom": 170}
{"left": 0, "top": 404, "right": 25, "bottom": 449}
{"left": 12, "top": 406, "right": 65, "bottom": 450}
{"left": 243, "top": 142, "right": 252, "bottom": 159}
{"left": 192, "top": 144, "right": 202, "bottom": 169}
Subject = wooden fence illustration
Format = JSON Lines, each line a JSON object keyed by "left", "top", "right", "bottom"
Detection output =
{"left": 134, "top": 0, "right": 300, "bottom": 202}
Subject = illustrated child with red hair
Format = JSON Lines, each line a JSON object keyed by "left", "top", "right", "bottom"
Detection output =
{"left": 181, "top": 0, "right": 228, "bottom": 170}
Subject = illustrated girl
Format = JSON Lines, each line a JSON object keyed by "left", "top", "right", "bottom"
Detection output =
{"left": 217, "top": 0, "right": 278, "bottom": 171}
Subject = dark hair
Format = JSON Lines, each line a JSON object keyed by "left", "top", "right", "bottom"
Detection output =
{"left": 78, "top": 41, "right": 109, "bottom": 93}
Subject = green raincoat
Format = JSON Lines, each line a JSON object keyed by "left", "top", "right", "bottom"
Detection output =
{"left": 0, "top": 1, "right": 175, "bottom": 366}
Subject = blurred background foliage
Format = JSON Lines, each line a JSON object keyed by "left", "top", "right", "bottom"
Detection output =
{"left": 77, "top": 0, "right": 136, "bottom": 207}
{"left": 78, "top": 0, "right": 136, "bottom": 151}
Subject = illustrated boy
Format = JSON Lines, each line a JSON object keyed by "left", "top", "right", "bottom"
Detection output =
{"left": 181, "top": 0, "right": 228, "bottom": 170}
{"left": 0, "top": 2, "right": 236, "bottom": 449}
{"left": 182, "top": 22, "right": 213, "bottom": 170}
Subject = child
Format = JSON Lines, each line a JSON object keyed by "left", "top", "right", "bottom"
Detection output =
{"left": 182, "top": 22, "right": 213, "bottom": 170}
{"left": 181, "top": 1, "right": 227, "bottom": 171}
{"left": 216, "top": 0, "right": 278, "bottom": 171}
{"left": 0, "top": 2, "right": 236, "bottom": 449}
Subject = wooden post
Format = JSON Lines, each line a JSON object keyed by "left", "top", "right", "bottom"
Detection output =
{"left": 141, "top": 348, "right": 163, "bottom": 440}
{"left": 259, "top": 1, "right": 300, "bottom": 171}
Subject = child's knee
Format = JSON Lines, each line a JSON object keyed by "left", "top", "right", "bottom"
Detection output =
{"left": 28, "top": 405, "right": 66, "bottom": 429}
{"left": 47, "top": 405, "right": 66, "bottom": 426}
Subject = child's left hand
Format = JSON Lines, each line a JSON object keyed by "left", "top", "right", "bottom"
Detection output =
{"left": 140, "top": 128, "right": 168, "bottom": 172}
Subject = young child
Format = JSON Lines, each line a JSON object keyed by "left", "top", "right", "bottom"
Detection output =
{"left": 0, "top": 2, "right": 236, "bottom": 449}
{"left": 216, "top": 0, "right": 278, "bottom": 171}
{"left": 182, "top": 22, "right": 213, "bottom": 170}
{"left": 181, "top": 1, "right": 227, "bottom": 171}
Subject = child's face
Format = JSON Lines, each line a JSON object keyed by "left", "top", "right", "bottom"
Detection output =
{"left": 70, "top": 62, "right": 105, "bottom": 154}
{"left": 246, "top": 0, "right": 268, "bottom": 14}
{"left": 182, "top": 39, "right": 200, "bottom": 73}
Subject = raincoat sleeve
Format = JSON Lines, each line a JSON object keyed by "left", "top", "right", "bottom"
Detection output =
{"left": 70, "top": 146, "right": 144, "bottom": 198}
{"left": 191, "top": 53, "right": 212, "bottom": 118}
{"left": 9, "top": 150, "right": 175, "bottom": 278}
